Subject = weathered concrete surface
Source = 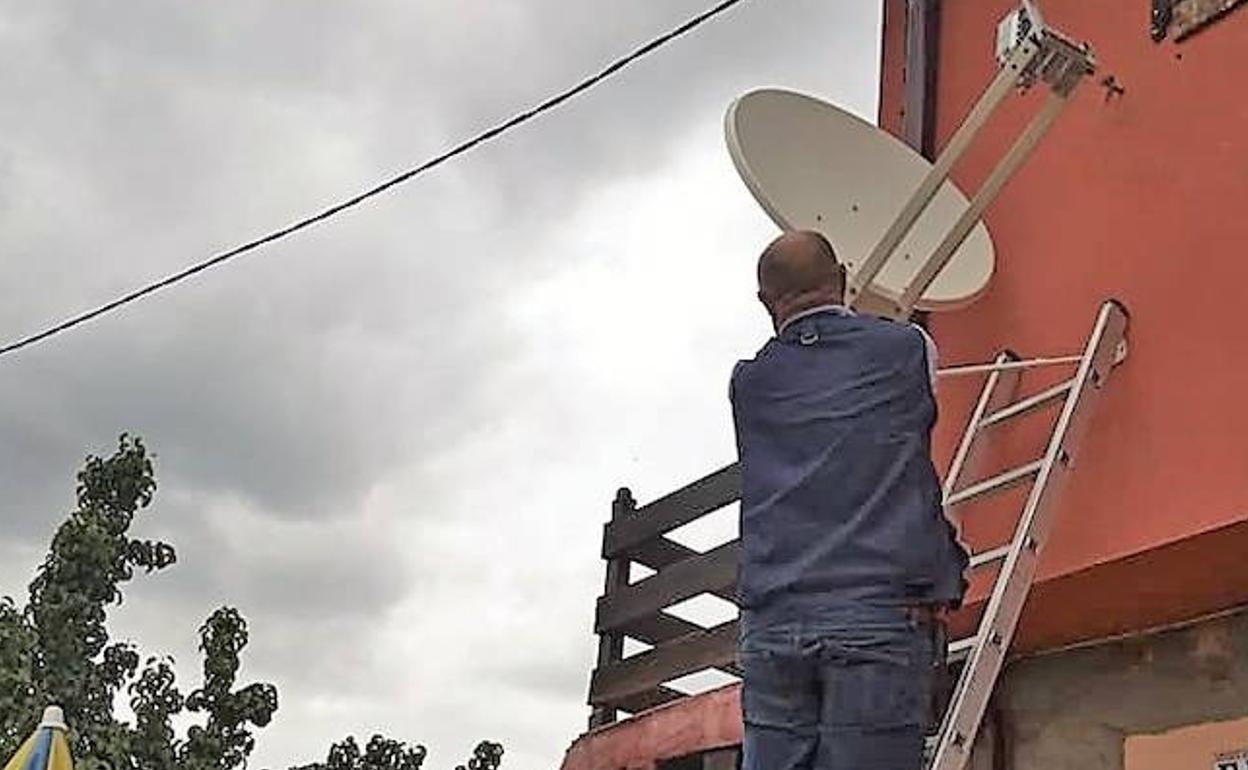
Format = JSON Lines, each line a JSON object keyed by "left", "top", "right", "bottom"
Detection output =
{"left": 980, "top": 607, "right": 1248, "bottom": 770}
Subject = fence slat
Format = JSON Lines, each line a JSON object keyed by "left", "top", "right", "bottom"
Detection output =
{"left": 602, "top": 464, "right": 741, "bottom": 558}
{"left": 595, "top": 542, "right": 739, "bottom": 634}
{"left": 623, "top": 612, "right": 742, "bottom": 678}
{"left": 590, "top": 621, "right": 739, "bottom": 707}
{"left": 613, "top": 686, "right": 686, "bottom": 716}
{"left": 630, "top": 536, "right": 706, "bottom": 570}
{"left": 631, "top": 537, "right": 740, "bottom": 604}
{"left": 624, "top": 611, "right": 707, "bottom": 646}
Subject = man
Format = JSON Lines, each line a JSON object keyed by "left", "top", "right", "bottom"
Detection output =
{"left": 730, "top": 230, "right": 968, "bottom": 770}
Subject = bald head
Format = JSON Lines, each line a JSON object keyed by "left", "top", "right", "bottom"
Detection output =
{"left": 757, "top": 230, "right": 847, "bottom": 331}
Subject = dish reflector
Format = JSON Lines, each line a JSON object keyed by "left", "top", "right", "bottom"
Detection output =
{"left": 725, "top": 88, "right": 995, "bottom": 311}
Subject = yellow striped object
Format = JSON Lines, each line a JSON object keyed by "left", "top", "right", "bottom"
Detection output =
{"left": 3, "top": 720, "right": 73, "bottom": 770}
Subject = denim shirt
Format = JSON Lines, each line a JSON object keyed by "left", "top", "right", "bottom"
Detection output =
{"left": 731, "top": 309, "right": 968, "bottom": 629}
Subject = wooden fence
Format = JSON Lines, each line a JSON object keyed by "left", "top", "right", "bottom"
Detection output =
{"left": 588, "top": 463, "right": 744, "bottom": 727}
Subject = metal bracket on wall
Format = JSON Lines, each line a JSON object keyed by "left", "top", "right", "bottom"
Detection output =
{"left": 846, "top": 3, "right": 1097, "bottom": 321}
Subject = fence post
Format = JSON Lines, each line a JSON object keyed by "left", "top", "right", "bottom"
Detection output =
{"left": 588, "top": 487, "right": 635, "bottom": 729}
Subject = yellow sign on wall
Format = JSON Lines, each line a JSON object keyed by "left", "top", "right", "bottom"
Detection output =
{"left": 1126, "top": 718, "right": 1248, "bottom": 770}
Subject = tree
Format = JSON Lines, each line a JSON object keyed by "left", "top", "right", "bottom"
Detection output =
{"left": 0, "top": 435, "right": 276, "bottom": 770}
{"left": 454, "top": 741, "right": 504, "bottom": 770}
{"left": 0, "top": 435, "right": 502, "bottom": 770}
{"left": 292, "top": 736, "right": 503, "bottom": 770}
{"left": 0, "top": 597, "right": 38, "bottom": 752}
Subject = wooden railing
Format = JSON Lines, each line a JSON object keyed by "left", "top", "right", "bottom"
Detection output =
{"left": 588, "top": 463, "right": 744, "bottom": 727}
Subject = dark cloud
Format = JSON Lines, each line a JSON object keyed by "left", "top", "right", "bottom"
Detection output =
{"left": 0, "top": 1, "right": 880, "bottom": 766}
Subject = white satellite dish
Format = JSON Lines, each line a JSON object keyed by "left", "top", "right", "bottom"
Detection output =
{"left": 725, "top": 88, "right": 995, "bottom": 312}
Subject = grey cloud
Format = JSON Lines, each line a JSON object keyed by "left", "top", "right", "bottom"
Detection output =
{"left": 1, "top": 1, "right": 880, "bottom": 766}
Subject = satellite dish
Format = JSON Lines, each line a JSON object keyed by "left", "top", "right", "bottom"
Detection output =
{"left": 725, "top": 88, "right": 995, "bottom": 312}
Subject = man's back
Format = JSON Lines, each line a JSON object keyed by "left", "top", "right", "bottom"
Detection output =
{"left": 731, "top": 308, "right": 967, "bottom": 625}
{"left": 735, "top": 231, "right": 965, "bottom": 770}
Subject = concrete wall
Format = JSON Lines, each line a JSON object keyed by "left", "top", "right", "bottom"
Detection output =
{"left": 980, "top": 607, "right": 1248, "bottom": 770}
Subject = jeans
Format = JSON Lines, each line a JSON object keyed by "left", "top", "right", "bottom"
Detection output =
{"left": 740, "top": 605, "right": 940, "bottom": 770}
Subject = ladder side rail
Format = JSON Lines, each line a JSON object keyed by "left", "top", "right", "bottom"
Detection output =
{"left": 929, "top": 301, "right": 1129, "bottom": 770}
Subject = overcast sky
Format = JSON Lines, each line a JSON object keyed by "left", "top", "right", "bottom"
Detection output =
{"left": 0, "top": 2, "right": 881, "bottom": 767}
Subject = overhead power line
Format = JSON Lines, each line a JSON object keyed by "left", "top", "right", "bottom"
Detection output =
{"left": 0, "top": 0, "right": 751, "bottom": 360}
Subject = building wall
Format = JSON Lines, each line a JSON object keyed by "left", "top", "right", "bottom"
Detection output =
{"left": 981, "top": 607, "right": 1248, "bottom": 770}
{"left": 878, "top": 0, "right": 1248, "bottom": 637}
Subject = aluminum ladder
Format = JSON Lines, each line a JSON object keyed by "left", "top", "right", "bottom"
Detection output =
{"left": 834, "top": 6, "right": 1118, "bottom": 762}
{"left": 921, "top": 299, "right": 1129, "bottom": 770}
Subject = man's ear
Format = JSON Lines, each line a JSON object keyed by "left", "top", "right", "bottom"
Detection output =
{"left": 757, "top": 290, "right": 779, "bottom": 327}
{"left": 757, "top": 290, "right": 774, "bottom": 313}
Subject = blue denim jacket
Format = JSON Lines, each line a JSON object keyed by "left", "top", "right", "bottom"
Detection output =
{"left": 730, "top": 309, "right": 968, "bottom": 629}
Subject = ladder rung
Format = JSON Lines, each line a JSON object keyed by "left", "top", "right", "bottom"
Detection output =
{"left": 948, "top": 636, "right": 976, "bottom": 664}
{"left": 970, "top": 544, "right": 1012, "bottom": 570}
{"left": 978, "top": 378, "right": 1075, "bottom": 429}
{"left": 946, "top": 460, "right": 1044, "bottom": 507}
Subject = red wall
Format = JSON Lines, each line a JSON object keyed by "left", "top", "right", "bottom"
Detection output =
{"left": 881, "top": 1, "right": 1248, "bottom": 612}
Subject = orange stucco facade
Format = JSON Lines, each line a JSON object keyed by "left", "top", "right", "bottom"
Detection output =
{"left": 884, "top": 0, "right": 1248, "bottom": 642}
{"left": 562, "top": 5, "right": 1248, "bottom": 767}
